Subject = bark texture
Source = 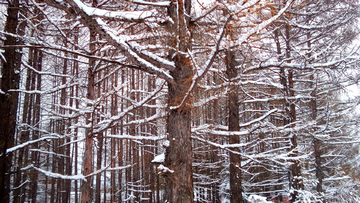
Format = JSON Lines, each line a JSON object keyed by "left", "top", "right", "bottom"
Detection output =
{"left": 164, "top": 0, "right": 194, "bottom": 202}
{"left": 226, "top": 51, "right": 243, "bottom": 203}
{"left": 165, "top": 52, "right": 194, "bottom": 203}
{"left": 0, "top": 1, "right": 22, "bottom": 202}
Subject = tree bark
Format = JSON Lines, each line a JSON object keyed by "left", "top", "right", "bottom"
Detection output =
{"left": 13, "top": 48, "right": 33, "bottom": 203}
{"left": 164, "top": 1, "right": 194, "bottom": 202}
{"left": 30, "top": 49, "right": 43, "bottom": 203}
{"left": 81, "top": 28, "right": 96, "bottom": 203}
{"left": 226, "top": 50, "right": 243, "bottom": 203}
{"left": 165, "top": 52, "right": 194, "bottom": 203}
{"left": 0, "top": 1, "right": 22, "bottom": 202}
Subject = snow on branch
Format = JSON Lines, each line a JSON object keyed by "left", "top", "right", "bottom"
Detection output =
{"left": 239, "top": 108, "right": 277, "bottom": 128}
{"left": 87, "top": 164, "right": 132, "bottom": 178}
{"left": 192, "top": 109, "right": 277, "bottom": 137}
{"left": 171, "top": 15, "right": 232, "bottom": 110}
{"left": 94, "top": 18, "right": 174, "bottom": 82}
{"left": 31, "top": 164, "right": 132, "bottom": 181}
{"left": 49, "top": 0, "right": 175, "bottom": 83}
{"left": 93, "top": 82, "right": 165, "bottom": 134}
{"left": 72, "top": 0, "right": 155, "bottom": 20}
{"left": 6, "top": 136, "right": 59, "bottom": 154}
{"left": 236, "top": 0, "right": 294, "bottom": 44}
{"left": 151, "top": 153, "right": 165, "bottom": 164}
{"left": 32, "top": 165, "right": 85, "bottom": 180}
{"left": 193, "top": 135, "right": 258, "bottom": 149}
{"left": 131, "top": 0, "right": 171, "bottom": 7}
{"left": 124, "top": 110, "right": 165, "bottom": 127}
{"left": 29, "top": 149, "right": 69, "bottom": 158}
{"left": 22, "top": 60, "right": 72, "bottom": 78}
{"left": 105, "top": 134, "right": 164, "bottom": 141}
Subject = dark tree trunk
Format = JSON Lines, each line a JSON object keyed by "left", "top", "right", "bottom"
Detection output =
{"left": 63, "top": 55, "right": 72, "bottom": 203}
{"left": 95, "top": 133, "right": 103, "bottom": 203}
{"left": 72, "top": 27, "right": 80, "bottom": 203}
{"left": 311, "top": 74, "right": 322, "bottom": 193}
{"left": 164, "top": 0, "right": 194, "bottom": 202}
{"left": 226, "top": 50, "right": 243, "bottom": 203}
{"left": 0, "top": 1, "right": 22, "bottom": 202}
{"left": 13, "top": 49, "right": 33, "bottom": 203}
{"left": 284, "top": 25, "right": 300, "bottom": 202}
{"left": 81, "top": 28, "right": 96, "bottom": 203}
{"left": 164, "top": 53, "right": 194, "bottom": 203}
{"left": 30, "top": 49, "right": 43, "bottom": 203}
{"left": 275, "top": 26, "right": 301, "bottom": 201}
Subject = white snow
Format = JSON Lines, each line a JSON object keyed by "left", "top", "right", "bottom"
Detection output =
{"left": 72, "top": 0, "right": 154, "bottom": 20}
{"left": 248, "top": 194, "right": 271, "bottom": 203}
{"left": 33, "top": 165, "right": 85, "bottom": 180}
{"left": 163, "top": 140, "right": 170, "bottom": 147}
{"left": 6, "top": 136, "right": 59, "bottom": 154}
{"left": 157, "top": 164, "right": 174, "bottom": 174}
{"left": 151, "top": 153, "right": 165, "bottom": 163}
{"left": 132, "top": 0, "right": 171, "bottom": 7}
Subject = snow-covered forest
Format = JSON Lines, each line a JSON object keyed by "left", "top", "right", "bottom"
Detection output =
{"left": 1, "top": 0, "right": 360, "bottom": 202}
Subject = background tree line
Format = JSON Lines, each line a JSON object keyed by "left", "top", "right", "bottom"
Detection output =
{"left": 1, "top": 0, "right": 360, "bottom": 202}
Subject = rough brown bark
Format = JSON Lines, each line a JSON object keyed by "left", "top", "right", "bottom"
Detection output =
{"left": 164, "top": 1, "right": 194, "bottom": 202}
{"left": 275, "top": 25, "right": 301, "bottom": 201}
{"left": 73, "top": 29, "right": 80, "bottom": 203}
{"left": 0, "top": 1, "right": 22, "bottom": 202}
{"left": 284, "top": 24, "right": 301, "bottom": 202}
{"left": 226, "top": 51, "right": 243, "bottom": 203}
{"left": 165, "top": 54, "right": 194, "bottom": 203}
{"left": 81, "top": 28, "right": 96, "bottom": 203}
{"left": 95, "top": 132, "right": 103, "bottom": 203}
{"left": 310, "top": 75, "right": 322, "bottom": 193}
{"left": 30, "top": 49, "right": 43, "bottom": 203}
{"left": 13, "top": 48, "right": 33, "bottom": 203}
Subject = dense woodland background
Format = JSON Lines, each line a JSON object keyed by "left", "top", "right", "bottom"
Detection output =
{"left": 1, "top": 0, "right": 360, "bottom": 202}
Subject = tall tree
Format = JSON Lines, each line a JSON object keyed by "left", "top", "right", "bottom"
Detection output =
{"left": 226, "top": 50, "right": 243, "bottom": 203}
{"left": 0, "top": 0, "right": 23, "bottom": 202}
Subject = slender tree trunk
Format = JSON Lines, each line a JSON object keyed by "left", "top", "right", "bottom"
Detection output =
{"left": 71, "top": 27, "right": 80, "bottom": 203}
{"left": 118, "top": 70, "right": 124, "bottom": 203}
{"left": 148, "top": 76, "right": 156, "bottom": 203}
{"left": 81, "top": 27, "right": 96, "bottom": 203}
{"left": 95, "top": 68, "right": 103, "bottom": 203}
{"left": 226, "top": 50, "right": 243, "bottom": 203}
{"left": 95, "top": 132, "right": 103, "bottom": 203}
{"left": 13, "top": 50, "right": 33, "bottom": 203}
{"left": 64, "top": 55, "right": 72, "bottom": 203}
{"left": 110, "top": 70, "right": 118, "bottom": 202}
{"left": 27, "top": 49, "right": 37, "bottom": 201}
{"left": 50, "top": 139, "right": 57, "bottom": 203}
{"left": 311, "top": 73, "right": 322, "bottom": 194}
{"left": 303, "top": 31, "right": 322, "bottom": 195}
{"left": 30, "top": 49, "right": 42, "bottom": 203}
{"left": 283, "top": 24, "right": 300, "bottom": 202}
{"left": 0, "top": 1, "right": 22, "bottom": 202}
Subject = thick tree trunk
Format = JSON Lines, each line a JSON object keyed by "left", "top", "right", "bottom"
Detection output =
{"left": 164, "top": 1, "right": 194, "bottom": 202}
{"left": 0, "top": 1, "right": 22, "bottom": 202}
{"left": 165, "top": 52, "right": 194, "bottom": 203}
{"left": 226, "top": 51, "right": 243, "bottom": 203}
